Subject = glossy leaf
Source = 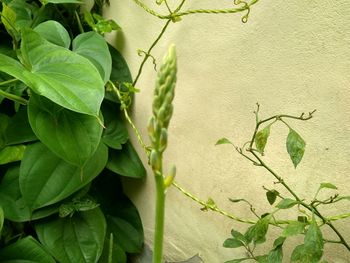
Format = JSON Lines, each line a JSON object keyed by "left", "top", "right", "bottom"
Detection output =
{"left": 281, "top": 221, "right": 306, "bottom": 237}
{"left": 286, "top": 128, "right": 306, "bottom": 168}
{"left": 4, "top": 106, "right": 37, "bottom": 145}
{"left": 215, "top": 137, "right": 233, "bottom": 146}
{"left": 91, "top": 171, "right": 144, "bottom": 253}
{"left": 19, "top": 142, "right": 108, "bottom": 210}
{"left": 319, "top": 182, "right": 337, "bottom": 190}
{"left": 276, "top": 198, "right": 298, "bottom": 209}
{"left": 266, "top": 189, "right": 279, "bottom": 205}
{"left": 105, "top": 44, "right": 133, "bottom": 102}
{"left": 107, "top": 141, "right": 146, "bottom": 178}
{"left": 34, "top": 20, "right": 71, "bottom": 48}
{"left": 73, "top": 31, "right": 112, "bottom": 83}
{"left": 0, "top": 236, "right": 55, "bottom": 263}
{"left": 28, "top": 94, "right": 103, "bottom": 166}
{"left": 0, "top": 166, "right": 60, "bottom": 222}
{"left": 36, "top": 208, "right": 106, "bottom": 263}
{"left": 19, "top": 28, "right": 104, "bottom": 116}
{"left": 0, "top": 145, "right": 25, "bottom": 164}
{"left": 255, "top": 125, "right": 270, "bottom": 154}
{"left": 101, "top": 102, "right": 128, "bottom": 149}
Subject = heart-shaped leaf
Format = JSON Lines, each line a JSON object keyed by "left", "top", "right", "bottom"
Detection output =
{"left": 73, "top": 31, "right": 112, "bottom": 83}
{"left": 36, "top": 208, "right": 106, "bottom": 263}
{"left": 19, "top": 142, "right": 108, "bottom": 210}
{"left": 20, "top": 28, "right": 104, "bottom": 116}
{"left": 34, "top": 20, "right": 71, "bottom": 48}
{"left": 28, "top": 94, "right": 103, "bottom": 166}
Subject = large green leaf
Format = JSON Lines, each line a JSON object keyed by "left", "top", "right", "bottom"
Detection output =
{"left": 91, "top": 171, "right": 144, "bottom": 253}
{"left": 19, "top": 142, "right": 108, "bottom": 210}
{"left": 73, "top": 31, "right": 112, "bottom": 83}
{"left": 4, "top": 106, "right": 37, "bottom": 145}
{"left": 0, "top": 236, "right": 56, "bottom": 263}
{"left": 0, "top": 167, "right": 59, "bottom": 222}
{"left": 101, "top": 102, "right": 128, "bottom": 149}
{"left": 16, "top": 28, "right": 103, "bottom": 116}
{"left": 105, "top": 44, "right": 133, "bottom": 102}
{"left": 36, "top": 208, "right": 106, "bottom": 263}
{"left": 34, "top": 20, "right": 71, "bottom": 48}
{"left": 286, "top": 128, "right": 306, "bottom": 168}
{"left": 28, "top": 94, "right": 103, "bottom": 166}
{"left": 106, "top": 141, "right": 146, "bottom": 178}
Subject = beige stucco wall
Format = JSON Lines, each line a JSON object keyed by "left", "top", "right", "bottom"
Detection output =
{"left": 104, "top": 1, "right": 350, "bottom": 262}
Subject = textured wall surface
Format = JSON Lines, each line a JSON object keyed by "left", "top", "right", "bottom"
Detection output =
{"left": 104, "top": 1, "right": 350, "bottom": 262}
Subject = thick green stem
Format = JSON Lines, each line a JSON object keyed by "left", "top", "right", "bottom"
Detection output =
{"left": 153, "top": 174, "right": 166, "bottom": 263}
{"left": 0, "top": 89, "right": 27, "bottom": 105}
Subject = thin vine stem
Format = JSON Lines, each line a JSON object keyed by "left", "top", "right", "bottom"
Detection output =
{"left": 132, "top": 19, "right": 171, "bottom": 87}
{"left": 0, "top": 89, "right": 27, "bottom": 105}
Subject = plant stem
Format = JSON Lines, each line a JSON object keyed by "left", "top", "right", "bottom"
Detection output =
{"left": 133, "top": 19, "right": 171, "bottom": 87}
{"left": 0, "top": 79, "right": 18, "bottom": 86}
{"left": 75, "top": 10, "right": 84, "bottom": 34}
{"left": 153, "top": 173, "right": 166, "bottom": 263}
{"left": 0, "top": 89, "right": 27, "bottom": 105}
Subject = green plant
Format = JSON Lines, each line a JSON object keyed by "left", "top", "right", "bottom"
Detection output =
{"left": 216, "top": 105, "right": 350, "bottom": 262}
{"left": 0, "top": 1, "right": 145, "bottom": 262}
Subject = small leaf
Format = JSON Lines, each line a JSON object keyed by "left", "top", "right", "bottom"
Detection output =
{"left": 266, "top": 189, "right": 279, "bottom": 205}
{"left": 215, "top": 137, "right": 233, "bottom": 145}
{"left": 256, "top": 255, "right": 268, "bottom": 263}
{"left": 231, "top": 229, "right": 246, "bottom": 242}
{"left": 297, "top": 216, "right": 308, "bottom": 223}
{"left": 106, "top": 141, "right": 146, "bottom": 178}
{"left": 320, "top": 182, "right": 337, "bottom": 190}
{"left": 223, "top": 238, "right": 245, "bottom": 248}
{"left": 245, "top": 215, "right": 270, "bottom": 245}
{"left": 286, "top": 128, "right": 306, "bottom": 168}
{"left": 0, "top": 145, "right": 25, "bottom": 164}
{"left": 276, "top": 198, "right": 298, "bottom": 209}
{"left": 281, "top": 221, "right": 306, "bottom": 237}
{"left": 0, "top": 236, "right": 55, "bottom": 262}
{"left": 255, "top": 125, "right": 271, "bottom": 154}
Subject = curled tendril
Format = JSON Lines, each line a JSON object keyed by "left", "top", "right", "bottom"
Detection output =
{"left": 233, "top": 0, "right": 250, "bottom": 23}
{"left": 137, "top": 49, "right": 157, "bottom": 71}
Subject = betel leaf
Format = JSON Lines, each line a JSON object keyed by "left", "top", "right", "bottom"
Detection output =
{"left": 73, "top": 31, "right": 112, "bottom": 84}
{"left": 101, "top": 102, "right": 128, "bottom": 149}
{"left": 215, "top": 137, "right": 233, "bottom": 146}
{"left": 281, "top": 221, "right": 306, "bottom": 237}
{"left": 0, "top": 145, "right": 25, "bottom": 164}
{"left": 223, "top": 238, "right": 245, "bottom": 248}
{"left": 107, "top": 141, "right": 146, "bottom": 178}
{"left": 291, "top": 217, "right": 323, "bottom": 263}
{"left": 36, "top": 208, "right": 106, "bottom": 263}
{"left": 105, "top": 44, "right": 133, "bottom": 102}
{"left": 266, "top": 189, "right": 279, "bottom": 205}
{"left": 0, "top": 236, "right": 55, "bottom": 263}
{"left": 286, "top": 128, "right": 306, "bottom": 168}
{"left": 0, "top": 166, "right": 62, "bottom": 222}
{"left": 276, "top": 198, "right": 298, "bottom": 209}
{"left": 34, "top": 20, "right": 71, "bottom": 48}
{"left": 319, "top": 182, "right": 337, "bottom": 190}
{"left": 19, "top": 142, "right": 107, "bottom": 211}
{"left": 255, "top": 125, "right": 271, "bottom": 154}
{"left": 28, "top": 94, "right": 103, "bottom": 167}
{"left": 90, "top": 171, "right": 144, "bottom": 253}
{"left": 19, "top": 28, "right": 104, "bottom": 116}
{"left": 4, "top": 106, "right": 37, "bottom": 145}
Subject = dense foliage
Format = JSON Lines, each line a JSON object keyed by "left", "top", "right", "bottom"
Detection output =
{"left": 0, "top": 0, "right": 146, "bottom": 262}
